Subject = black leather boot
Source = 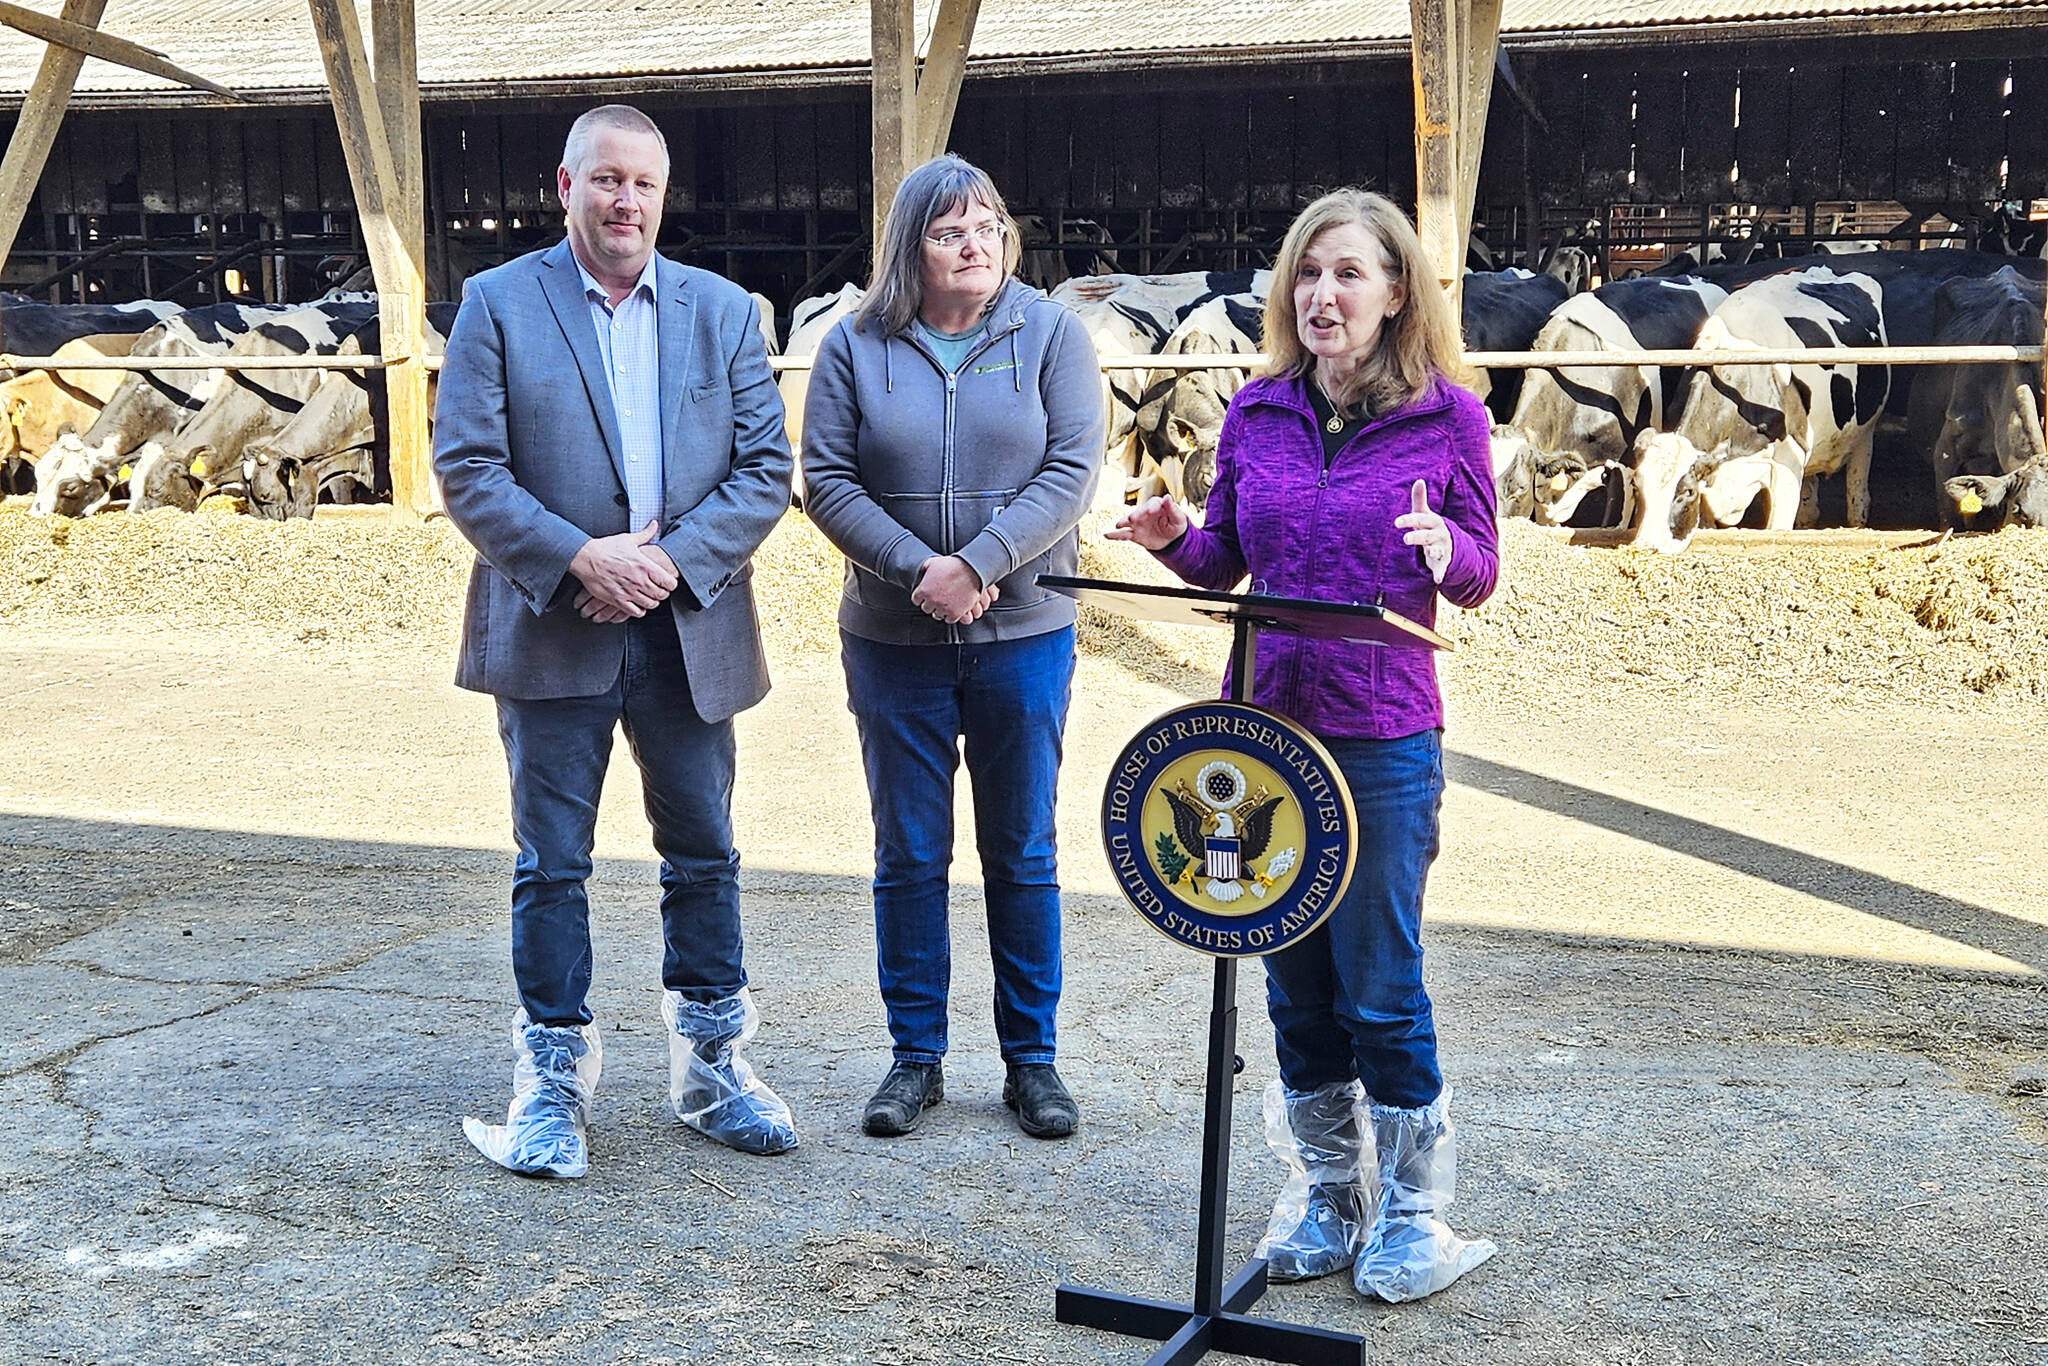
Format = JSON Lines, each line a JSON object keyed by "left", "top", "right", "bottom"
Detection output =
{"left": 863, "top": 1061, "right": 944, "bottom": 1136}
{"left": 1002, "top": 1063, "right": 1078, "bottom": 1139}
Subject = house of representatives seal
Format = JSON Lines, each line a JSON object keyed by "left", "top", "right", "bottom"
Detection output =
{"left": 1100, "top": 700, "right": 1357, "bottom": 958}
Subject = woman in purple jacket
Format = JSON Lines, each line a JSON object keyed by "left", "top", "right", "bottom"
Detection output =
{"left": 1110, "top": 189, "right": 1499, "bottom": 1303}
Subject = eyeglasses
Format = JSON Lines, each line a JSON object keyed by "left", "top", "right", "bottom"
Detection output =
{"left": 925, "top": 222, "right": 1007, "bottom": 252}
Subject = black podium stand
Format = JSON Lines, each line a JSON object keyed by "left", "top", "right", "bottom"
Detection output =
{"left": 1039, "top": 574, "right": 1448, "bottom": 1366}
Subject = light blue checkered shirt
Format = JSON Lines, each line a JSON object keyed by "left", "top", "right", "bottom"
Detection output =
{"left": 575, "top": 252, "right": 663, "bottom": 531}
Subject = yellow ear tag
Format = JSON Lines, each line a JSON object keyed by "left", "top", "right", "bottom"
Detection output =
{"left": 1959, "top": 492, "right": 1984, "bottom": 515}
{"left": 1549, "top": 472, "right": 1571, "bottom": 493}
{"left": 116, "top": 464, "right": 132, "bottom": 480}
{"left": 190, "top": 457, "right": 208, "bottom": 478}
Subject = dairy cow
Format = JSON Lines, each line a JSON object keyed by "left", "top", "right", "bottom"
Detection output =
{"left": 1460, "top": 268, "right": 1570, "bottom": 422}
{"left": 0, "top": 300, "right": 180, "bottom": 380}
{"left": 1630, "top": 266, "right": 1889, "bottom": 551}
{"left": 1945, "top": 450, "right": 2048, "bottom": 529}
{"left": 240, "top": 303, "right": 460, "bottom": 519}
{"left": 1491, "top": 275, "right": 1728, "bottom": 525}
{"left": 1905, "top": 268, "right": 2047, "bottom": 526}
{"left": 1131, "top": 292, "right": 1265, "bottom": 507}
{"left": 1050, "top": 270, "right": 1272, "bottom": 497}
{"left": 0, "top": 334, "right": 140, "bottom": 493}
{"left": 29, "top": 301, "right": 321, "bottom": 516}
{"left": 128, "top": 303, "right": 380, "bottom": 512}
{"left": 778, "top": 283, "right": 865, "bottom": 502}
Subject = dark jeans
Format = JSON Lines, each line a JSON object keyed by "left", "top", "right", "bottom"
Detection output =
{"left": 1263, "top": 728, "right": 1444, "bottom": 1110}
{"left": 841, "top": 626, "right": 1074, "bottom": 1067}
{"left": 495, "top": 613, "right": 746, "bottom": 1028}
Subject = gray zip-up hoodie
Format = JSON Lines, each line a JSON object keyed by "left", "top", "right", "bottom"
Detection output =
{"left": 800, "top": 277, "right": 1105, "bottom": 644}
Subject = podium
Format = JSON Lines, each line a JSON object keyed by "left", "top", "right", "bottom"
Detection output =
{"left": 1039, "top": 574, "right": 1448, "bottom": 1366}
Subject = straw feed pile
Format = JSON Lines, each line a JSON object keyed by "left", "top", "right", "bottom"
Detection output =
{"left": 4, "top": 503, "right": 2045, "bottom": 720}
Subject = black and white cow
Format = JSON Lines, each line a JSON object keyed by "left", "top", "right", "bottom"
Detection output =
{"left": 240, "top": 303, "right": 459, "bottom": 519}
{"left": 128, "top": 303, "right": 380, "bottom": 512}
{"left": 0, "top": 300, "right": 180, "bottom": 380}
{"left": 1461, "top": 268, "right": 1570, "bottom": 423}
{"left": 1904, "top": 268, "right": 2046, "bottom": 526}
{"left": 1491, "top": 275, "right": 1728, "bottom": 526}
{"left": 1630, "top": 266, "right": 1889, "bottom": 550}
{"left": 1131, "top": 291, "right": 1265, "bottom": 508}
{"left": 1945, "top": 452, "right": 2048, "bottom": 529}
{"left": 1050, "top": 270, "right": 1272, "bottom": 497}
{"left": 29, "top": 301, "right": 320, "bottom": 516}
{"left": 778, "top": 283, "right": 865, "bottom": 502}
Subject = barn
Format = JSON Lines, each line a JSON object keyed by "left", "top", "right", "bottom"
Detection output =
{"left": 3, "top": 0, "right": 2046, "bottom": 319}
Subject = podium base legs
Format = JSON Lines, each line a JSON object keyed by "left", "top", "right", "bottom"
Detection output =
{"left": 1057, "top": 1259, "right": 1366, "bottom": 1366}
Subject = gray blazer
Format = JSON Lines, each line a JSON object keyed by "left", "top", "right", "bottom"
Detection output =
{"left": 434, "top": 240, "right": 792, "bottom": 718}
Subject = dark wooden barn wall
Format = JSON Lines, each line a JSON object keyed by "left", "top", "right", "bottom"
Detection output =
{"left": 18, "top": 56, "right": 2048, "bottom": 220}
{"left": 1499, "top": 56, "right": 2047, "bottom": 205}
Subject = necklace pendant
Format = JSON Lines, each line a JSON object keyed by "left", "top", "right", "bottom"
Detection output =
{"left": 1325, "top": 413, "right": 1344, "bottom": 434}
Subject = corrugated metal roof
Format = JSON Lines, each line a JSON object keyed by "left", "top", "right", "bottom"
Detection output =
{"left": 0, "top": 0, "right": 2037, "bottom": 100}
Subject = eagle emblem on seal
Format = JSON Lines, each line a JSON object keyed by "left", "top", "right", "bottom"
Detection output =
{"left": 1156, "top": 760, "right": 1299, "bottom": 903}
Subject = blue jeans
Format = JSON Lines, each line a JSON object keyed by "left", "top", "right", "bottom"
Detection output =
{"left": 841, "top": 626, "right": 1074, "bottom": 1067}
{"left": 1263, "top": 729, "right": 1444, "bottom": 1110}
{"left": 495, "top": 614, "right": 747, "bottom": 1028}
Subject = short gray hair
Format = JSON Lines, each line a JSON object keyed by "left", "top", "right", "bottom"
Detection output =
{"left": 855, "top": 154, "right": 1021, "bottom": 337}
{"left": 562, "top": 104, "right": 669, "bottom": 179}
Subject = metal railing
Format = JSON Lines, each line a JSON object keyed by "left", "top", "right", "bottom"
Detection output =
{"left": 5, "top": 345, "right": 2040, "bottom": 376}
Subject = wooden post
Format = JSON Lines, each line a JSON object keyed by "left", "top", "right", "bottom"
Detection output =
{"left": 915, "top": 0, "right": 982, "bottom": 163}
{"left": 370, "top": 0, "right": 431, "bottom": 521}
{"left": 1457, "top": 0, "right": 1502, "bottom": 266}
{"left": 0, "top": 0, "right": 106, "bottom": 283}
{"left": 1410, "top": 0, "right": 1462, "bottom": 305}
{"left": 309, "top": 0, "right": 432, "bottom": 521}
{"left": 870, "top": 0, "right": 916, "bottom": 249}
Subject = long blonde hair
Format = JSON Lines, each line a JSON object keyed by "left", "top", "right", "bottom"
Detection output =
{"left": 1261, "top": 188, "right": 1470, "bottom": 416}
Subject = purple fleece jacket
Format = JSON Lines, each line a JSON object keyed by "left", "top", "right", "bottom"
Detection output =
{"left": 1155, "top": 371, "right": 1499, "bottom": 739}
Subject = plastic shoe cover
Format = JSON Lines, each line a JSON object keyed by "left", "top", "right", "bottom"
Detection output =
{"left": 662, "top": 988, "right": 798, "bottom": 1156}
{"left": 1255, "top": 1079, "right": 1376, "bottom": 1282}
{"left": 462, "top": 1011, "right": 602, "bottom": 1179}
{"left": 1355, "top": 1086, "right": 1498, "bottom": 1302}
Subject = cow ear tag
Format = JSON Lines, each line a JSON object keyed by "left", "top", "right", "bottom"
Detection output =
{"left": 190, "top": 457, "right": 209, "bottom": 478}
{"left": 1549, "top": 472, "right": 1570, "bottom": 493}
{"left": 116, "top": 465, "right": 132, "bottom": 481}
{"left": 1960, "top": 492, "right": 1984, "bottom": 515}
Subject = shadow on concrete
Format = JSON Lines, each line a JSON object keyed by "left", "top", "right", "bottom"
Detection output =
{"left": 1446, "top": 749, "right": 2048, "bottom": 976}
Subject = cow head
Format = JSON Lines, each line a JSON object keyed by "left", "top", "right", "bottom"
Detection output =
{"left": 242, "top": 446, "right": 309, "bottom": 521}
{"left": 1946, "top": 462, "right": 2048, "bottom": 529}
{"left": 1626, "top": 431, "right": 1707, "bottom": 552}
{"left": 1489, "top": 427, "right": 1539, "bottom": 519}
{"left": 126, "top": 441, "right": 205, "bottom": 514}
{"left": 29, "top": 431, "right": 121, "bottom": 517}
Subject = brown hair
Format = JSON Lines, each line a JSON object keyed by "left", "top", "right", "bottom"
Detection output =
{"left": 1260, "top": 188, "right": 1470, "bottom": 416}
{"left": 856, "top": 155, "right": 1023, "bottom": 337}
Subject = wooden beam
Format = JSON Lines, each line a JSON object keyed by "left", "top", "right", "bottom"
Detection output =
{"left": 915, "top": 0, "right": 981, "bottom": 163}
{"left": 0, "top": 0, "right": 105, "bottom": 288}
{"left": 1410, "top": 0, "right": 1462, "bottom": 296}
{"left": 1456, "top": 0, "right": 1501, "bottom": 258}
{"left": 309, "top": 0, "right": 431, "bottom": 521}
{"left": 870, "top": 0, "right": 916, "bottom": 247}
{"left": 0, "top": 2, "right": 244, "bottom": 101}
{"left": 370, "top": 0, "right": 430, "bottom": 521}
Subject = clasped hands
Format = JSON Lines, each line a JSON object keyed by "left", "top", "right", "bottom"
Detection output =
{"left": 571, "top": 521, "right": 680, "bottom": 622}
{"left": 912, "top": 554, "right": 999, "bottom": 625}
{"left": 1111, "top": 478, "right": 1453, "bottom": 585}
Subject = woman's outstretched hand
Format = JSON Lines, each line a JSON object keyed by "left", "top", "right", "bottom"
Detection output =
{"left": 1395, "top": 479, "right": 1452, "bottom": 584}
{"left": 1106, "top": 495, "right": 1190, "bottom": 551}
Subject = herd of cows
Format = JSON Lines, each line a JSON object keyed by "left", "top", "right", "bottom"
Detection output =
{"left": 3, "top": 242, "right": 2045, "bottom": 543}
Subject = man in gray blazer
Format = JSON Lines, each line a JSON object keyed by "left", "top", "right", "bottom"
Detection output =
{"left": 439, "top": 105, "right": 796, "bottom": 1177}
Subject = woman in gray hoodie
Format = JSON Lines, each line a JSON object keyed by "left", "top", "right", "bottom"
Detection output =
{"left": 801, "top": 155, "right": 1104, "bottom": 1141}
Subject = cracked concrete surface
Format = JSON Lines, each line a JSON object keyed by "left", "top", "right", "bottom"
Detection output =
{"left": 2, "top": 624, "right": 2044, "bottom": 1365}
